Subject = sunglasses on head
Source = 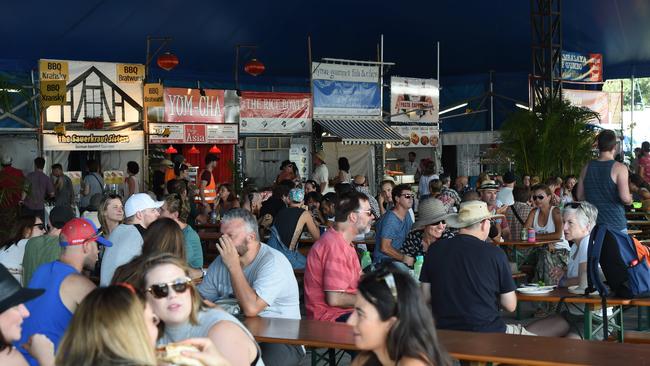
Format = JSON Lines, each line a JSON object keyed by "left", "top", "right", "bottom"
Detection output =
{"left": 146, "top": 277, "right": 192, "bottom": 299}
{"left": 532, "top": 195, "right": 546, "bottom": 201}
{"left": 567, "top": 202, "right": 582, "bottom": 209}
{"left": 362, "top": 263, "right": 398, "bottom": 302}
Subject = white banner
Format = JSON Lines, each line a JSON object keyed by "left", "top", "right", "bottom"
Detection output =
{"left": 43, "top": 130, "right": 145, "bottom": 151}
{"left": 391, "top": 125, "right": 440, "bottom": 148}
{"left": 149, "top": 123, "right": 238, "bottom": 144}
{"left": 391, "top": 77, "right": 439, "bottom": 123}
{"left": 240, "top": 118, "right": 311, "bottom": 134}
{"left": 311, "top": 63, "right": 379, "bottom": 83}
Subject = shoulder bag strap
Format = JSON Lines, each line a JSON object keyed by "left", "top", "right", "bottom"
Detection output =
{"left": 510, "top": 205, "right": 525, "bottom": 226}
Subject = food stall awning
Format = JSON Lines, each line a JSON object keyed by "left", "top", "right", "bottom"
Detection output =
{"left": 315, "top": 119, "right": 407, "bottom": 145}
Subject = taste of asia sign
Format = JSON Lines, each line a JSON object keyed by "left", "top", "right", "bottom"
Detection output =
{"left": 163, "top": 88, "right": 225, "bottom": 123}
{"left": 149, "top": 123, "right": 238, "bottom": 144}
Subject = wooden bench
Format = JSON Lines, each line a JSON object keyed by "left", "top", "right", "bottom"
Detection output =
{"left": 243, "top": 317, "right": 650, "bottom": 365}
{"left": 609, "top": 330, "right": 650, "bottom": 344}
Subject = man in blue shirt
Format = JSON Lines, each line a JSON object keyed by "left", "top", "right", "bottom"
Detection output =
{"left": 373, "top": 184, "right": 414, "bottom": 269}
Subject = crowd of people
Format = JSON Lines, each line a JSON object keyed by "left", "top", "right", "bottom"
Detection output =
{"left": 0, "top": 130, "right": 649, "bottom": 365}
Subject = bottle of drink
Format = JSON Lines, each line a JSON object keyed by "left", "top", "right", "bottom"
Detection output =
{"left": 360, "top": 250, "right": 372, "bottom": 270}
{"left": 413, "top": 255, "right": 424, "bottom": 281}
{"left": 520, "top": 227, "right": 528, "bottom": 241}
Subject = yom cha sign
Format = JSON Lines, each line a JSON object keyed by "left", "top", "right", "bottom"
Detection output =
{"left": 163, "top": 88, "right": 225, "bottom": 123}
{"left": 311, "top": 63, "right": 380, "bottom": 117}
{"left": 561, "top": 51, "right": 603, "bottom": 82}
{"left": 390, "top": 77, "right": 439, "bottom": 123}
{"left": 240, "top": 92, "right": 312, "bottom": 133}
{"left": 40, "top": 59, "right": 144, "bottom": 123}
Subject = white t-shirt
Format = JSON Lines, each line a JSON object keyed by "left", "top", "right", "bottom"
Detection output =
{"left": 533, "top": 206, "right": 570, "bottom": 251}
{"left": 0, "top": 239, "right": 29, "bottom": 284}
{"left": 567, "top": 236, "right": 589, "bottom": 279}
{"left": 312, "top": 165, "right": 329, "bottom": 193}
{"left": 100, "top": 224, "right": 144, "bottom": 286}
{"left": 418, "top": 174, "right": 439, "bottom": 198}
{"left": 496, "top": 186, "right": 514, "bottom": 206}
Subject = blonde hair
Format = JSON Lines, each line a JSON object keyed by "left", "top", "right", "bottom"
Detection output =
{"left": 55, "top": 286, "right": 156, "bottom": 366}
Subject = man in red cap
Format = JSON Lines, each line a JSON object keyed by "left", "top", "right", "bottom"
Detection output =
{"left": 16, "top": 218, "right": 111, "bottom": 365}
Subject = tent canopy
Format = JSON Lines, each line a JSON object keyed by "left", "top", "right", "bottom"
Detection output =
{"left": 2, "top": 0, "right": 650, "bottom": 84}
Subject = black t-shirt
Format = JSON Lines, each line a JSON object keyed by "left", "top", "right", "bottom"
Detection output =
{"left": 420, "top": 234, "right": 515, "bottom": 333}
{"left": 274, "top": 207, "right": 305, "bottom": 245}
{"left": 152, "top": 170, "right": 165, "bottom": 199}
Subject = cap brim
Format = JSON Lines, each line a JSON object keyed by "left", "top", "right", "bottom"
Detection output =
{"left": 446, "top": 213, "right": 504, "bottom": 228}
{"left": 0, "top": 288, "right": 44, "bottom": 313}
{"left": 96, "top": 236, "right": 113, "bottom": 247}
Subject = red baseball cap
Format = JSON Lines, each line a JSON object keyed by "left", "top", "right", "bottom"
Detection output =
{"left": 60, "top": 218, "right": 112, "bottom": 247}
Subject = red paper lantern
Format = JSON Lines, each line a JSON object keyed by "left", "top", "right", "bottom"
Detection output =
{"left": 209, "top": 145, "right": 222, "bottom": 154}
{"left": 165, "top": 145, "right": 178, "bottom": 154}
{"left": 157, "top": 52, "right": 179, "bottom": 71}
{"left": 188, "top": 145, "right": 200, "bottom": 155}
{"left": 244, "top": 58, "right": 265, "bottom": 76}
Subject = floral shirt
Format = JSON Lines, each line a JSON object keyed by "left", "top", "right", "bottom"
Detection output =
{"left": 400, "top": 229, "right": 455, "bottom": 258}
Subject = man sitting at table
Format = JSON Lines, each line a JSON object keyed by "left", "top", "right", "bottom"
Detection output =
{"left": 373, "top": 184, "right": 414, "bottom": 269}
{"left": 478, "top": 180, "right": 510, "bottom": 241}
{"left": 198, "top": 208, "right": 303, "bottom": 366}
{"left": 421, "top": 200, "right": 556, "bottom": 336}
{"left": 304, "top": 191, "right": 374, "bottom": 322}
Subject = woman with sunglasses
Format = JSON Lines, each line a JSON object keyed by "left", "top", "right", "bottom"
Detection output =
{"left": 137, "top": 253, "right": 261, "bottom": 366}
{"left": 347, "top": 265, "right": 451, "bottom": 366}
{"left": 401, "top": 199, "right": 454, "bottom": 261}
{"left": 0, "top": 215, "right": 46, "bottom": 284}
{"left": 523, "top": 184, "right": 570, "bottom": 285}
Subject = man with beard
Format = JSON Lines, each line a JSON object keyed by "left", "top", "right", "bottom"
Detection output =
{"left": 198, "top": 208, "right": 302, "bottom": 366}
{"left": 304, "top": 191, "right": 374, "bottom": 322}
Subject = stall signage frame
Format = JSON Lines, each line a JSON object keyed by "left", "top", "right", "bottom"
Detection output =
{"left": 43, "top": 130, "right": 145, "bottom": 151}
{"left": 311, "top": 62, "right": 380, "bottom": 117}
{"left": 149, "top": 123, "right": 238, "bottom": 144}
{"left": 390, "top": 77, "right": 439, "bottom": 123}
{"left": 563, "top": 89, "right": 612, "bottom": 123}
{"left": 561, "top": 51, "right": 603, "bottom": 82}
{"left": 240, "top": 92, "right": 312, "bottom": 134}
{"left": 391, "top": 125, "right": 440, "bottom": 148}
{"left": 163, "top": 88, "right": 225, "bottom": 123}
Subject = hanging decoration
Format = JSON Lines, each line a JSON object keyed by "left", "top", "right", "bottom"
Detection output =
{"left": 157, "top": 52, "right": 179, "bottom": 71}
{"left": 244, "top": 59, "right": 265, "bottom": 76}
{"left": 188, "top": 145, "right": 200, "bottom": 155}
{"left": 209, "top": 145, "right": 222, "bottom": 154}
{"left": 165, "top": 145, "right": 178, "bottom": 154}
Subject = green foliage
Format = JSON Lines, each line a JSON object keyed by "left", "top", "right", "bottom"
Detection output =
{"left": 500, "top": 98, "right": 598, "bottom": 180}
{"left": 0, "top": 73, "right": 35, "bottom": 121}
{"left": 603, "top": 78, "right": 650, "bottom": 111}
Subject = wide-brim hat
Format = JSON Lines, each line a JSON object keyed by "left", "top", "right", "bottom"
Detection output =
{"left": 413, "top": 198, "right": 451, "bottom": 230}
{"left": 160, "top": 159, "right": 174, "bottom": 167}
{"left": 313, "top": 151, "right": 325, "bottom": 162}
{"left": 477, "top": 179, "right": 500, "bottom": 191}
{"left": 0, "top": 265, "right": 44, "bottom": 313}
{"left": 446, "top": 200, "right": 504, "bottom": 228}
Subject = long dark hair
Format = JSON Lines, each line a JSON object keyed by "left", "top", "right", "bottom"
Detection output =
{"left": 356, "top": 265, "right": 451, "bottom": 366}
{"left": 0, "top": 215, "right": 38, "bottom": 251}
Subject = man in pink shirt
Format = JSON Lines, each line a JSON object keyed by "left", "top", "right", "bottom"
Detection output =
{"left": 304, "top": 191, "right": 374, "bottom": 322}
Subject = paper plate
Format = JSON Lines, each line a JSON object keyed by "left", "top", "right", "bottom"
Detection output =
{"left": 516, "top": 287, "right": 554, "bottom": 295}
{"left": 567, "top": 285, "right": 599, "bottom": 296}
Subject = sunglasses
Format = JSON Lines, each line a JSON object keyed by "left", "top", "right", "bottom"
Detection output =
{"left": 429, "top": 220, "right": 446, "bottom": 226}
{"left": 33, "top": 223, "right": 46, "bottom": 231}
{"left": 362, "top": 264, "right": 398, "bottom": 302}
{"left": 532, "top": 195, "right": 546, "bottom": 201}
{"left": 146, "top": 277, "right": 192, "bottom": 299}
{"left": 356, "top": 209, "right": 374, "bottom": 217}
{"left": 400, "top": 194, "right": 415, "bottom": 199}
{"left": 567, "top": 202, "right": 582, "bottom": 209}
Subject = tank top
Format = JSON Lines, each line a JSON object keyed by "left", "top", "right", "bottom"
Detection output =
{"left": 532, "top": 206, "right": 570, "bottom": 251}
{"left": 274, "top": 207, "right": 305, "bottom": 246}
{"left": 18, "top": 261, "right": 77, "bottom": 365}
{"left": 583, "top": 160, "right": 626, "bottom": 230}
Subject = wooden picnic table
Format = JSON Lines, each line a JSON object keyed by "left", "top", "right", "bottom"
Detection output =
{"left": 628, "top": 220, "right": 650, "bottom": 226}
{"left": 496, "top": 239, "right": 559, "bottom": 268}
{"left": 626, "top": 211, "right": 650, "bottom": 217}
{"left": 243, "top": 316, "right": 650, "bottom": 366}
{"left": 516, "top": 287, "right": 631, "bottom": 341}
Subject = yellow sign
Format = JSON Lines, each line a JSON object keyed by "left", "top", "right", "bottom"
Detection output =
{"left": 143, "top": 83, "right": 164, "bottom": 106}
{"left": 116, "top": 63, "right": 145, "bottom": 83}
{"left": 39, "top": 60, "right": 69, "bottom": 81}
{"left": 40, "top": 80, "right": 67, "bottom": 106}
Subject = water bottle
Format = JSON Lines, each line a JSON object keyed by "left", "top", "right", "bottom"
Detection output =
{"left": 413, "top": 255, "right": 424, "bottom": 281}
{"left": 520, "top": 227, "right": 528, "bottom": 241}
{"left": 360, "top": 251, "right": 372, "bottom": 270}
{"left": 210, "top": 210, "right": 218, "bottom": 224}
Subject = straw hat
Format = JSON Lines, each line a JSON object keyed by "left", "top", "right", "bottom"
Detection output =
{"left": 313, "top": 151, "right": 326, "bottom": 163}
{"left": 160, "top": 159, "right": 173, "bottom": 167}
{"left": 413, "top": 199, "right": 451, "bottom": 230}
{"left": 477, "top": 179, "right": 499, "bottom": 191}
{"left": 446, "top": 200, "right": 504, "bottom": 228}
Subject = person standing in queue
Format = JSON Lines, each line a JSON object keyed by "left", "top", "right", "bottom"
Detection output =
{"left": 195, "top": 154, "right": 219, "bottom": 213}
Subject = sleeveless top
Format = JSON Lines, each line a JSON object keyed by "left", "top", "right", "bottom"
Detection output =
{"left": 583, "top": 160, "right": 626, "bottom": 230}
{"left": 274, "top": 207, "right": 305, "bottom": 246}
{"left": 159, "top": 308, "right": 263, "bottom": 366}
{"left": 18, "top": 261, "right": 77, "bottom": 365}
{"left": 532, "top": 206, "right": 570, "bottom": 251}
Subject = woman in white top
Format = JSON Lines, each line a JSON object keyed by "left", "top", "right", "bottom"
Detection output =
{"left": 125, "top": 161, "right": 140, "bottom": 199}
{"left": 559, "top": 175, "right": 577, "bottom": 206}
{"left": 335, "top": 157, "right": 351, "bottom": 184}
{"left": 0, "top": 215, "right": 46, "bottom": 284}
{"left": 524, "top": 183, "right": 570, "bottom": 285}
{"left": 527, "top": 201, "right": 607, "bottom": 338}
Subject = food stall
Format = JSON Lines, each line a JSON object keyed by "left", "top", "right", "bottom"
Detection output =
{"left": 239, "top": 91, "right": 312, "bottom": 188}
{"left": 40, "top": 59, "right": 146, "bottom": 197}
{"left": 147, "top": 87, "right": 239, "bottom": 184}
